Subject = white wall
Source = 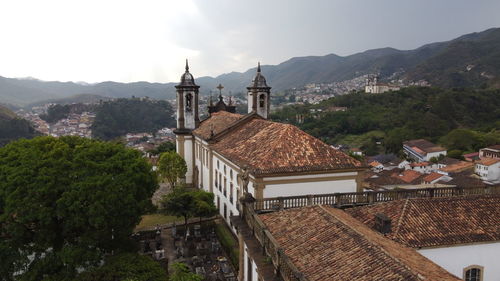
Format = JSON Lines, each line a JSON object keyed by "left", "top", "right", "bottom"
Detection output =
{"left": 425, "top": 151, "right": 447, "bottom": 161}
{"left": 212, "top": 154, "right": 241, "bottom": 227}
{"left": 262, "top": 172, "right": 358, "bottom": 198}
{"left": 183, "top": 136, "right": 193, "bottom": 184}
{"left": 243, "top": 243, "right": 259, "bottom": 281}
{"left": 418, "top": 242, "right": 500, "bottom": 281}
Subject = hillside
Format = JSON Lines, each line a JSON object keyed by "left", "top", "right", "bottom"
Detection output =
{"left": 0, "top": 105, "right": 38, "bottom": 146}
{"left": 91, "top": 98, "right": 176, "bottom": 140}
{"left": 407, "top": 28, "right": 500, "bottom": 88}
{"left": 2, "top": 27, "right": 500, "bottom": 106}
{"left": 270, "top": 87, "right": 500, "bottom": 156}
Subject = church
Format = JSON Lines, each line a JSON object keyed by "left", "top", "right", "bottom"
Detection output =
{"left": 174, "top": 61, "right": 366, "bottom": 226}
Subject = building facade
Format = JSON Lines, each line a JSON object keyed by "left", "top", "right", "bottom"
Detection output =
{"left": 174, "top": 61, "right": 366, "bottom": 227}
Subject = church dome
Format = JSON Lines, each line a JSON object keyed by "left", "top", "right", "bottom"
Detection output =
{"left": 248, "top": 62, "right": 270, "bottom": 89}
{"left": 178, "top": 60, "right": 198, "bottom": 87}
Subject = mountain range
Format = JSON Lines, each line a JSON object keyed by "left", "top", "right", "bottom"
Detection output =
{"left": 2, "top": 27, "right": 500, "bottom": 107}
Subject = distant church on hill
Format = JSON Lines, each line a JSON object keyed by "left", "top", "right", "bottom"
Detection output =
{"left": 174, "top": 60, "right": 366, "bottom": 226}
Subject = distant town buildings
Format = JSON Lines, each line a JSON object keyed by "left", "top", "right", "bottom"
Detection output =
{"left": 403, "top": 139, "right": 447, "bottom": 162}
{"left": 365, "top": 75, "right": 401, "bottom": 93}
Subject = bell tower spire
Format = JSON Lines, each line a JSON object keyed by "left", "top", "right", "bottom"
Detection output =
{"left": 247, "top": 62, "right": 271, "bottom": 119}
{"left": 174, "top": 59, "right": 200, "bottom": 186}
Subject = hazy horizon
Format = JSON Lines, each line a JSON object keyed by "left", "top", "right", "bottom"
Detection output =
{"left": 1, "top": 0, "right": 500, "bottom": 84}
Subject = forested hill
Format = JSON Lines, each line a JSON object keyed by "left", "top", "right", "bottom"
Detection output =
{"left": 91, "top": 98, "right": 176, "bottom": 140}
{"left": 0, "top": 105, "right": 38, "bottom": 146}
{"left": 270, "top": 87, "right": 500, "bottom": 156}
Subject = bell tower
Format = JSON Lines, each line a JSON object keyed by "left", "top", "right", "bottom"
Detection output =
{"left": 174, "top": 59, "right": 199, "bottom": 185}
{"left": 175, "top": 59, "right": 200, "bottom": 130}
{"left": 247, "top": 62, "right": 271, "bottom": 119}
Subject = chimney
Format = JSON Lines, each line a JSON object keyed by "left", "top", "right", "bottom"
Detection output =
{"left": 374, "top": 213, "right": 391, "bottom": 234}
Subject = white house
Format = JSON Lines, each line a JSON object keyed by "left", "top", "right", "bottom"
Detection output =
{"left": 173, "top": 61, "right": 366, "bottom": 228}
{"left": 348, "top": 195, "right": 500, "bottom": 281}
{"left": 475, "top": 158, "right": 500, "bottom": 183}
{"left": 403, "top": 139, "right": 447, "bottom": 162}
{"left": 479, "top": 145, "right": 500, "bottom": 159}
{"left": 365, "top": 76, "right": 400, "bottom": 94}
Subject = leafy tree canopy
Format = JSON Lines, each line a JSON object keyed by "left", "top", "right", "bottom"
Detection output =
{"left": 168, "top": 262, "right": 202, "bottom": 281}
{"left": 270, "top": 87, "right": 500, "bottom": 155}
{"left": 157, "top": 151, "right": 187, "bottom": 187}
{"left": 149, "top": 141, "right": 176, "bottom": 156}
{"left": 75, "top": 253, "right": 167, "bottom": 281}
{"left": 0, "top": 136, "right": 158, "bottom": 280}
{"left": 91, "top": 98, "right": 175, "bottom": 140}
{"left": 160, "top": 188, "right": 217, "bottom": 227}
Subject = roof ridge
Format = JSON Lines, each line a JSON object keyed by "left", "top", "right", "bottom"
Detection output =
{"left": 211, "top": 112, "right": 263, "bottom": 141}
{"left": 317, "top": 205, "right": 423, "bottom": 279}
{"left": 393, "top": 198, "right": 411, "bottom": 239}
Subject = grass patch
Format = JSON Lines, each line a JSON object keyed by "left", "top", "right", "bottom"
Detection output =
{"left": 135, "top": 213, "right": 181, "bottom": 231}
{"left": 214, "top": 220, "right": 239, "bottom": 270}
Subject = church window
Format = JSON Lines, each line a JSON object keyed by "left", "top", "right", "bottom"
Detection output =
{"left": 259, "top": 94, "right": 265, "bottom": 107}
{"left": 185, "top": 93, "right": 192, "bottom": 111}
{"left": 223, "top": 178, "right": 227, "bottom": 196}
{"left": 230, "top": 170, "right": 233, "bottom": 178}
{"left": 464, "top": 265, "right": 483, "bottom": 281}
{"left": 230, "top": 183, "right": 234, "bottom": 204}
{"left": 217, "top": 160, "right": 220, "bottom": 169}
{"left": 224, "top": 165, "right": 226, "bottom": 175}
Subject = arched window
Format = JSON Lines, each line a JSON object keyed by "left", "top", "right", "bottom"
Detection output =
{"left": 185, "top": 93, "right": 192, "bottom": 111}
{"left": 464, "top": 265, "right": 483, "bottom": 281}
{"left": 259, "top": 94, "right": 265, "bottom": 107}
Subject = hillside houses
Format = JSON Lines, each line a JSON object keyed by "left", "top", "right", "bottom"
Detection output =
{"left": 403, "top": 139, "right": 447, "bottom": 162}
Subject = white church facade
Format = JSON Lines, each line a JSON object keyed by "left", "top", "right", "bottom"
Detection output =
{"left": 174, "top": 61, "right": 366, "bottom": 227}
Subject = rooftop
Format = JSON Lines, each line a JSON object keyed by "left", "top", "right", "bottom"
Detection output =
{"left": 259, "top": 205, "right": 460, "bottom": 281}
{"left": 347, "top": 195, "right": 500, "bottom": 248}
{"left": 423, "top": 172, "right": 444, "bottom": 183}
{"left": 192, "top": 111, "right": 244, "bottom": 140}
{"left": 210, "top": 118, "right": 363, "bottom": 176}
{"left": 476, "top": 158, "right": 500, "bottom": 166}
{"left": 439, "top": 161, "right": 474, "bottom": 173}
{"left": 404, "top": 139, "right": 446, "bottom": 154}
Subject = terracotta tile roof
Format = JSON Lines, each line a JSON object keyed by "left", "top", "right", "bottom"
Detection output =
{"left": 476, "top": 158, "right": 500, "bottom": 166}
{"left": 192, "top": 111, "right": 244, "bottom": 140}
{"left": 443, "top": 172, "right": 489, "bottom": 188}
{"left": 409, "top": 161, "right": 430, "bottom": 167}
{"left": 259, "top": 205, "right": 460, "bottom": 281}
{"left": 404, "top": 139, "right": 446, "bottom": 154}
{"left": 423, "top": 172, "right": 444, "bottom": 183}
{"left": 391, "top": 170, "right": 422, "bottom": 183}
{"left": 364, "top": 169, "right": 427, "bottom": 188}
{"left": 485, "top": 144, "right": 500, "bottom": 150}
{"left": 210, "top": 118, "right": 363, "bottom": 175}
{"left": 439, "top": 161, "right": 474, "bottom": 173}
{"left": 438, "top": 157, "right": 461, "bottom": 166}
{"left": 347, "top": 195, "right": 500, "bottom": 248}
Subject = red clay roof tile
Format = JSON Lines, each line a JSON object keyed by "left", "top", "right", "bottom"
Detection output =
{"left": 210, "top": 118, "right": 363, "bottom": 175}
{"left": 347, "top": 195, "right": 500, "bottom": 248}
{"left": 259, "top": 205, "right": 460, "bottom": 281}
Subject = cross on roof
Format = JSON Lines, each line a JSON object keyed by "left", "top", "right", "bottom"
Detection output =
{"left": 216, "top": 83, "right": 224, "bottom": 95}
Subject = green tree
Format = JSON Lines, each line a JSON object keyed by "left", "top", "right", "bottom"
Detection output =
{"left": 91, "top": 98, "right": 175, "bottom": 140}
{"left": 75, "top": 253, "right": 167, "bottom": 281}
{"left": 0, "top": 136, "right": 158, "bottom": 280}
{"left": 168, "top": 262, "right": 202, "bottom": 281}
{"left": 160, "top": 188, "right": 216, "bottom": 229}
{"left": 158, "top": 151, "right": 187, "bottom": 187}
{"left": 149, "top": 141, "right": 176, "bottom": 156}
{"left": 192, "top": 190, "right": 218, "bottom": 223}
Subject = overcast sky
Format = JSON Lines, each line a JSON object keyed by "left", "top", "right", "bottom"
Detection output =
{"left": 1, "top": 0, "right": 499, "bottom": 83}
